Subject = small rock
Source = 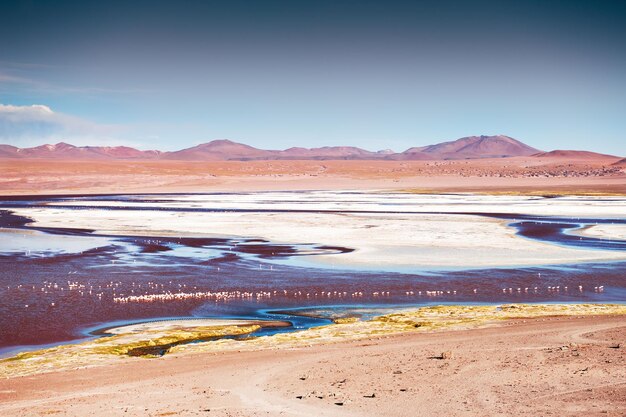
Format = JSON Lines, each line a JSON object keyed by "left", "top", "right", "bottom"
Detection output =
{"left": 364, "top": 393, "right": 376, "bottom": 398}
{"left": 441, "top": 351, "right": 453, "bottom": 360}
{"left": 334, "top": 402, "right": 344, "bottom": 406}
{"left": 608, "top": 343, "right": 621, "bottom": 349}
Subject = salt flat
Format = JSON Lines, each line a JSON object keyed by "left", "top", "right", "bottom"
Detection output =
{"left": 0, "top": 227, "right": 111, "bottom": 255}
{"left": 10, "top": 192, "right": 626, "bottom": 269}
{"left": 45, "top": 191, "right": 626, "bottom": 217}
{"left": 573, "top": 223, "right": 626, "bottom": 240}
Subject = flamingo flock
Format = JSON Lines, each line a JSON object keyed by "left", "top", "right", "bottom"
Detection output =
{"left": 5, "top": 279, "right": 607, "bottom": 308}
{"left": 110, "top": 284, "right": 605, "bottom": 304}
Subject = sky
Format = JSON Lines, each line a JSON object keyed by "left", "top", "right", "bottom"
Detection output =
{"left": 0, "top": 0, "right": 625, "bottom": 154}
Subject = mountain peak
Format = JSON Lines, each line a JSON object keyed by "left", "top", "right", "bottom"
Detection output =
{"left": 53, "top": 142, "right": 77, "bottom": 150}
{"left": 206, "top": 139, "right": 237, "bottom": 145}
{"left": 532, "top": 150, "right": 620, "bottom": 159}
{"left": 409, "top": 135, "right": 541, "bottom": 159}
{"left": 165, "top": 139, "right": 270, "bottom": 161}
{"left": 195, "top": 139, "right": 255, "bottom": 149}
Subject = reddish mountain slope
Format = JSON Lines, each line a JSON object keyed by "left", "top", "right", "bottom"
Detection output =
{"left": 276, "top": 146, "right": 377, "bottom": 160}
{"left": 388, "top": 148, "right": 434, "bottom": 160}
{"left": 532, "top": 150, "right": 620, "bottom": 160}
{"left": 162, "top": 139, "right": 273, "bottom": 161}
{"left": 3, "top": 142, "right": 160, "bottom": 159}
{"left": 407, "top": 135, "right": 541, "bottom": 159}
{"left": 84, "top": 146, "right": 161, "bottom": 159}
{"left": 0, "top": 145, "right": 19, "bottom": 158}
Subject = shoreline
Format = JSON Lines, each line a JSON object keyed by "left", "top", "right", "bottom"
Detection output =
{"left": 1, "top": 311, "right": 624, "bottom": 416}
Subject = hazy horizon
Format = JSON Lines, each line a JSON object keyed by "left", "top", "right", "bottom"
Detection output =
{"left": 1, "top": 0, "right": 625, "bottom": 154}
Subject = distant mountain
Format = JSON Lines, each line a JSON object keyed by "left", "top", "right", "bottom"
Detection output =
{"left": 275, "top": 146, "right": 376, "bottom": 160}
{"left": 0, "top": 144, "right": 19, "bottom": 158}
{"left": 404, "top": 135, "right": 541, "bottom": 159}
{"left": 162, "top": 140, "right": 384, "bottom": 161}
{"left": 613, "top": 158, "right": 626, "bottom": 167}
{"left": 2, "top": 142, "right": 161, "bottom": 159}
{"left": 162, "top": 139, "right": 272, "bottom": 161}
{"left": 84, "top": 145, "right": 162, "bottom": 159}
{"left": 532, "top": 150, "right": 620, "bottom": 160}
{"left": 390, "top": 148, "right": 433, "bottom": 160}
{"left": 4, "top": 135, "right": 619, "bottom": 162}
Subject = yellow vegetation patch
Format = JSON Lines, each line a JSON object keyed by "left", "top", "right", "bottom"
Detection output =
{"left": 333, "top": 317, "right": 360, "bottom": 324}
{"left": 0, "top": 323, "right": 262, "bottom": 378}
{"left": 1, "top": 304, "right": 624, "bottom": 378}
{"left": 398, "top": 189, "right": 626, "bottom": 197}
{"left": 91, "top": 325, "right": 260, "bottom": 357}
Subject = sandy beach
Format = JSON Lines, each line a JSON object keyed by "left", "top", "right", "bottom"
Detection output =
{"left": 1, "top": 313, "right": 624, "bottom": 417}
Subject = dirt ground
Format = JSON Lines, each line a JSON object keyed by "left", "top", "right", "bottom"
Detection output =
{"left": 1, "top": 157, "right": 625, "bottom": 195}
{"left": 1, "top": 315, "right": 624, "bottom": 416}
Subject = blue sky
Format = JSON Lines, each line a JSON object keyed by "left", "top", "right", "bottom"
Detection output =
{"left": 0, "top": 0, "right": 625, "bottom": 154}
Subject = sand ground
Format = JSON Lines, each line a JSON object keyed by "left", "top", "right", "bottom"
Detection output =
{"left": 1, "top": 158, "right": 625, "bottom": 195}
{"left": 1, "top": 315, "right": 624, "bottom": 417}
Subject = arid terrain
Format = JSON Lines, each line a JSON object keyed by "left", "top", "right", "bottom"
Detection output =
{"left": 1, "top": 155, "right": 625, "bottom": 195}
{"left": 1, "top": 313, "right": 624, "bottom": 417}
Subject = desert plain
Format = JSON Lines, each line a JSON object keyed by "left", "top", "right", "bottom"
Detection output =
{"left": 1, "top": 154, "right": 625, "bottom": 195}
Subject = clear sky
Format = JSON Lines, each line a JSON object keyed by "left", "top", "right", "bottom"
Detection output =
{"left": 0, "top": 0, "right": 625, "bottom": 154}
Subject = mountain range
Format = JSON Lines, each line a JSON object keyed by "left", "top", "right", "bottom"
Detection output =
{"left": 0, "top": 135, "right": 620, "bottom": 161}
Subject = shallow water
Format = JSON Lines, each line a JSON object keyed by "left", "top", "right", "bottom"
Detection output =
{"left": 0, "top": 192, "right": 624, "bottom": 354}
